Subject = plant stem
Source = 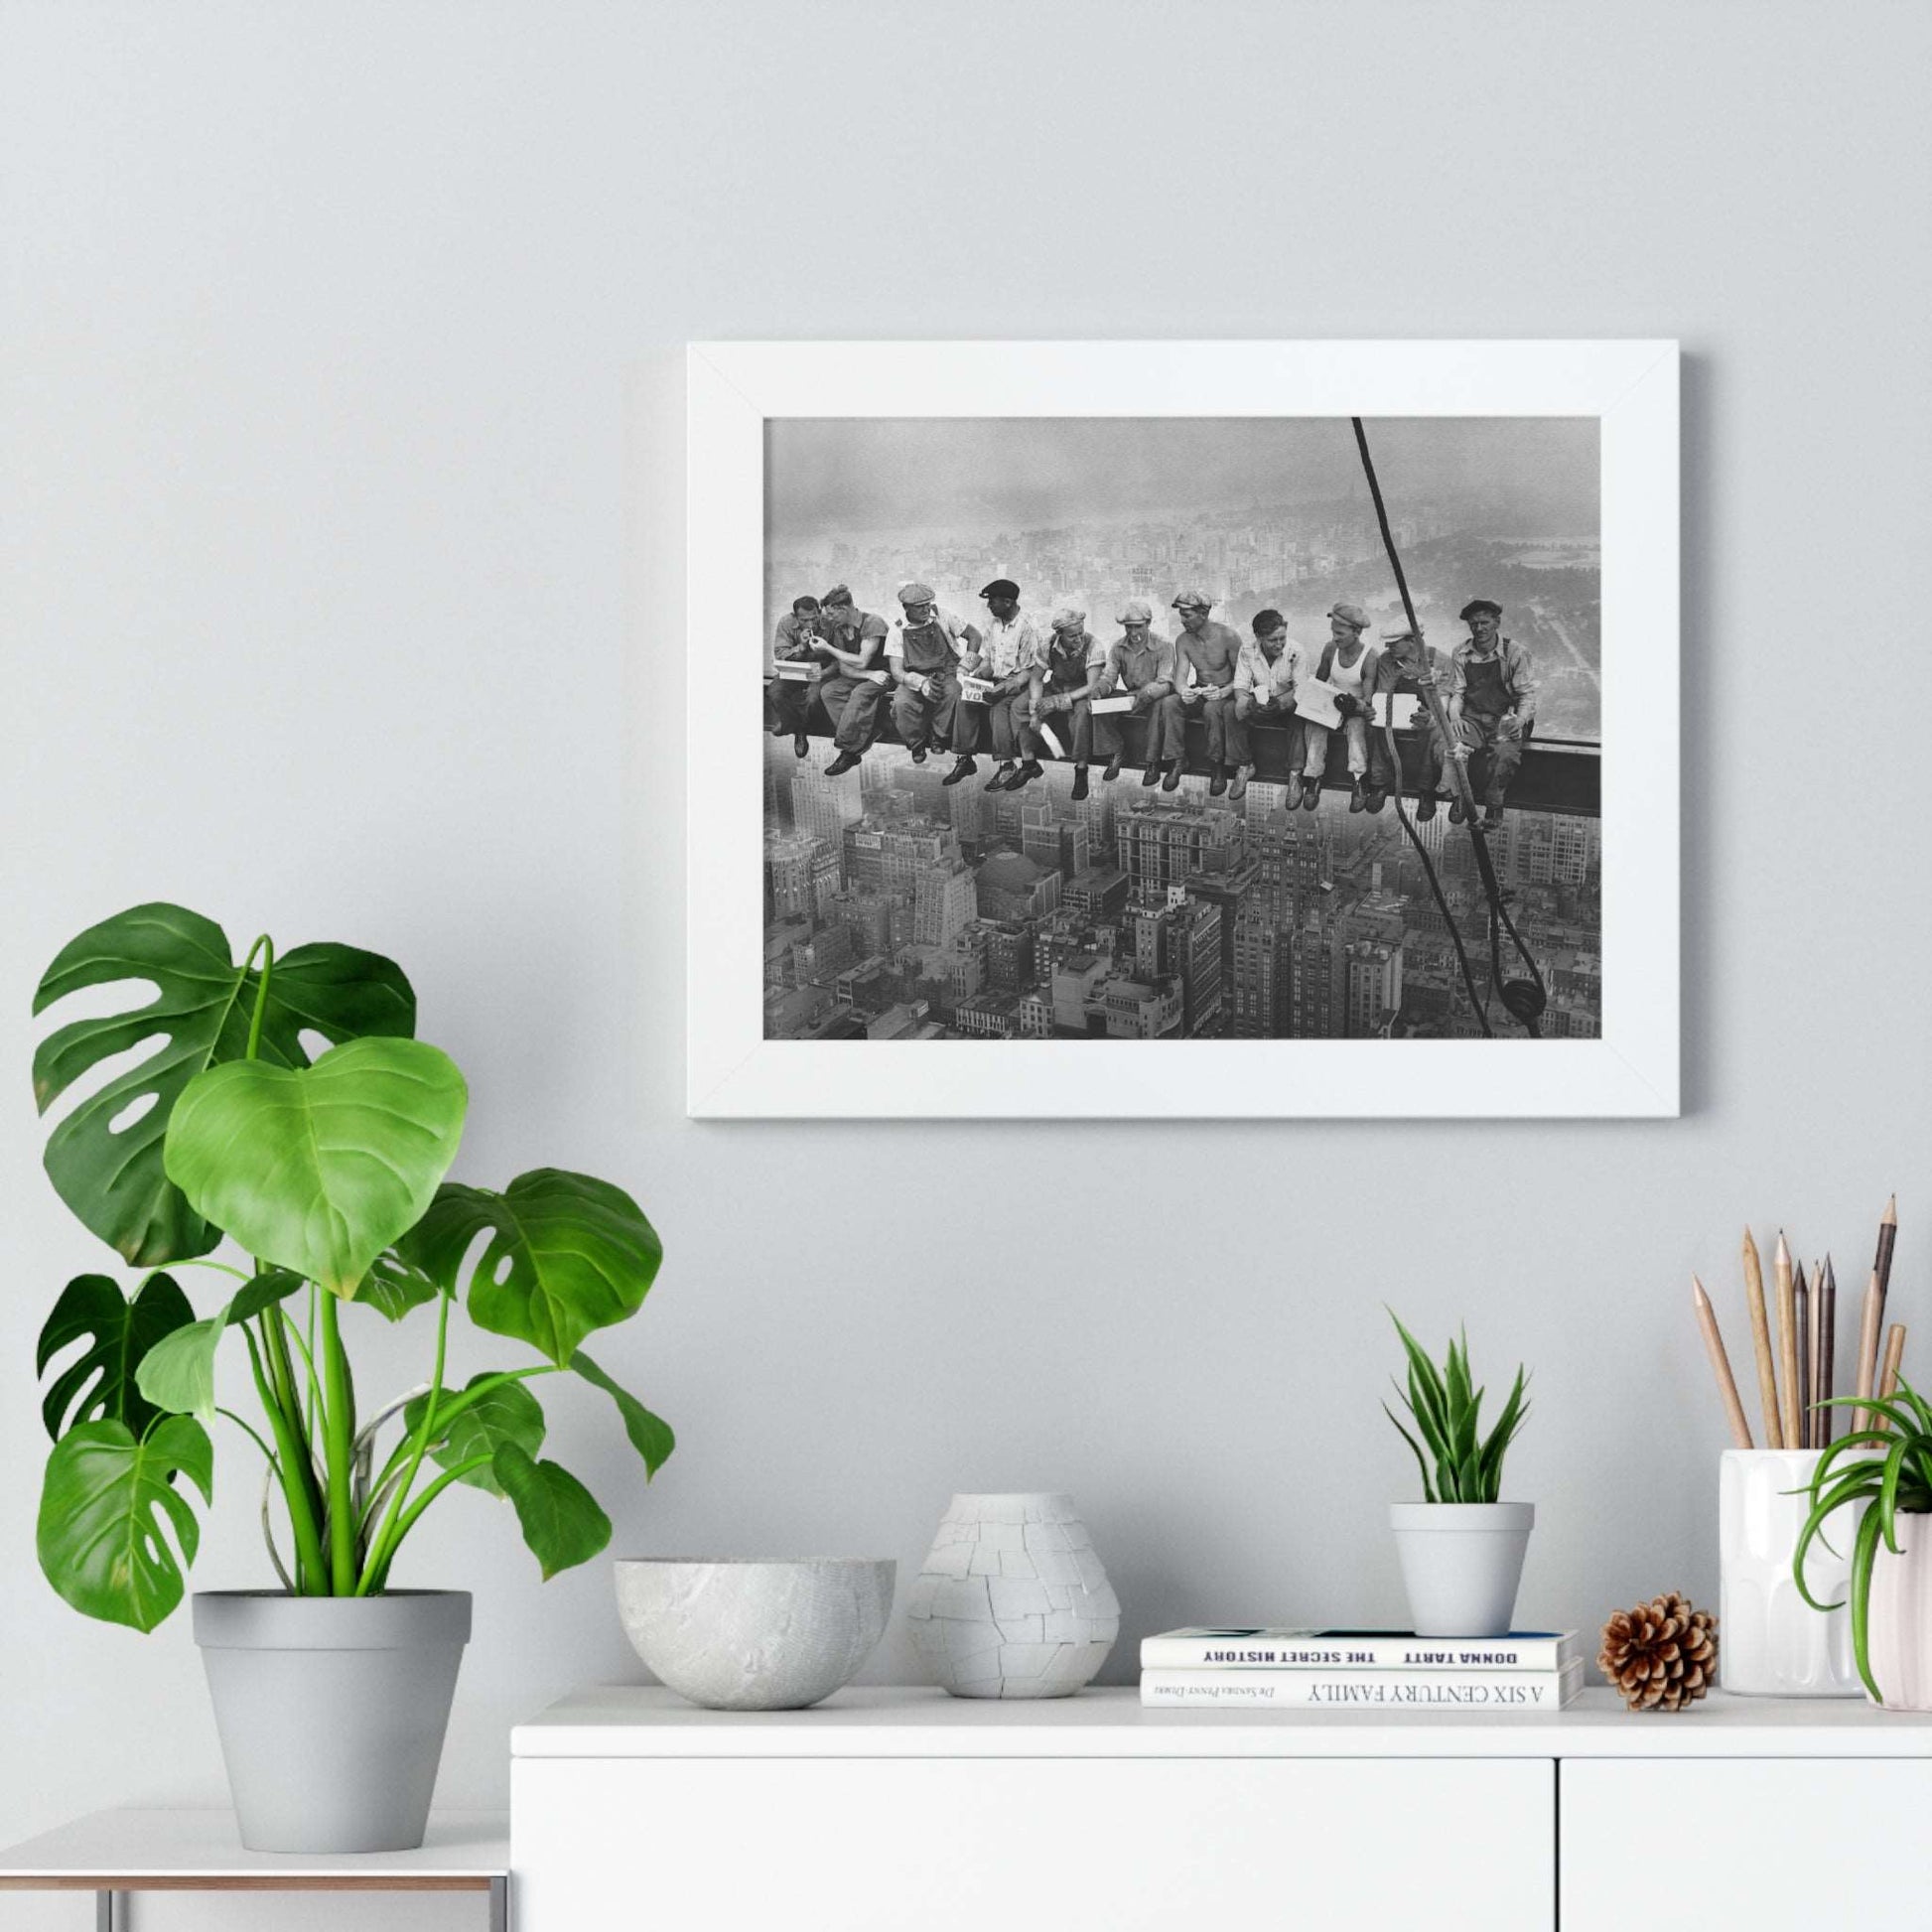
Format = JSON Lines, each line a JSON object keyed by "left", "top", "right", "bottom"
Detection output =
{"left": 260, "top": 1306, "right": 325, "bottom": 1551}
{"left": 215, "top": 1407, "right": 280, "bottom": 1468}
{"left": 317, "top": 1291, "right": 358, "bottom": 1593}
{"left": 363, "top": 1453, "right": 495, "bottom": 1594}
{"left": 240, "top": 1322, "right": 328, "bottom": 1591}
{"left": 356, "top": 1288, "right": 454, "bottom": 1594}
{"left": 242, "top": 935, "right": 276, "bottom": 1059}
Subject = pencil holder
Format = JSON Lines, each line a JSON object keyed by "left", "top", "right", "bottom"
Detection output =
{"left": 1719, "top": 1449, "right": 1863, "bottom": 1697}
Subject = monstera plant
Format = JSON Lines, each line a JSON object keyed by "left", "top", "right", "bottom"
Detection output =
{"left": 33, "top": 902, "right": 671, "bottom": 1631}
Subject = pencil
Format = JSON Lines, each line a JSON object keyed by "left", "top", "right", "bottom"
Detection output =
{"left": 1774, "top": 1232, "right": 1802, "bottom": 1449}
{"left": 1855, "top": 1270, "right": 1882, "bottom": 1436}
{"left": 1743, "top": 1228, "right": 1783, "bottom": 1449}
{"left": 1874, "top": 1324, "right": 1908, "bottom": 1432}
{"left": 1818, "top": 1256, "right": 1838, "bottom": 1449}
{"left": 1693, "top": 1275, "right": 1753, "bottom": 1449}
{"left": 1873, "top": 1194, "right": 1898, "bottom": 1352}
{"left": 1794, "top": 1260, "right": 1811, "bottom": 1449}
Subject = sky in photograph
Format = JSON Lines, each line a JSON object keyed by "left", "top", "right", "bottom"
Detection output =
{"left": 766, "top": 416, "right": 1599, "bottom": 544}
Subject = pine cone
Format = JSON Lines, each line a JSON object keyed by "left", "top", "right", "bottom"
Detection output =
{"left": 1598, "top": 1590, "right": 1718, "bottom": 1712}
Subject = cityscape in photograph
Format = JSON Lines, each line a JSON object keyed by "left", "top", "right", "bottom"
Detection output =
{"left": 762, "top": 454, "right": 1601, "bottom": 1043}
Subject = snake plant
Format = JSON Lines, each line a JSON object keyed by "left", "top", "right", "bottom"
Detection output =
{"left": 1383, "top": 1311, "right": 1531, "bottom": 1504}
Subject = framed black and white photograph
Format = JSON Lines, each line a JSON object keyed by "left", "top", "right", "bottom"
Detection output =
{"left": 686, "top": 340, "right": 1678, "bottom": 1118}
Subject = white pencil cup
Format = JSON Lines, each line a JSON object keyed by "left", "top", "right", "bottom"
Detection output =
{"left": 1719, "top": 1449, "right": 1863, "bottom": 1697}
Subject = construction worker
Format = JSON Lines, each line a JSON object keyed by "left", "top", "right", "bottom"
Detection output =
{"left": 1229, "top": 608, "right": 1304, "bottom": 804}
{"left": 966, "top": 577, "right": 1043, "bottom": 794}
{"left": 1026, "top": 605, "right": 1107, "bottom": 799}
{"left": 816, "top": 585, "right": 894, "bottom": 777}
{"left": 888, "top": 583, "right": 982, "bottom": 786}
{"left": 1172, "top": 591, "right": 1244, "bottom": 795}
{"left": 1304, "top": 601, "right": 1377, "bottom": 813}
{"left": 1095, "top": 599, "right": 1184, "bottom": 790}
{"left": 1445, "top": 599, "right": 1537, "bottom": 828}
{"left": 764, "top": 595, "right": 825, "bottom": 759}
{"left": 1365, "top": 623, "right": 1455, "bottom": 821}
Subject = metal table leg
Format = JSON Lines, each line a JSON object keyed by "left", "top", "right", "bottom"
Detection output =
{"left": 488, "top": 1874, "right": 508, "bottom": 1932}
{"left": 96, "top": 1890, "right": 121, "bottom": 1932}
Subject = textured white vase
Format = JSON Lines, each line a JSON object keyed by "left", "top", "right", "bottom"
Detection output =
{"left": 614, "top": 1559, "right": 896, "bottom": 1711}
{"left": 1389, "top": 1502, "right": 1534, "bottom": 1637}
{"left": 1719, "top": 1449, "right": 1862, "bottom": 1697}
{"left": 904, "top": 1493, "right": 1119, "bottom": 1698}
{"left": 1865, "top": 1509, "right": 1932, "bottom": 1710}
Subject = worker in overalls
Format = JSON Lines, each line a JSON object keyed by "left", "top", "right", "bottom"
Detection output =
{"left": 764, "top": 595, "right": 825, "bottom": 759}
{"left": 967, "top": 577, "right": 1043, "bottom": 794}
{"left": 816, "top": 584, "right": 894, "bottom": 777}
{"left": 1229, "top": 608, "right": 1304, "bottom": 805}
{"left": 1305, "top": 601, "right": 1377, "bottom": 813}
{"left": 1444, "top": 599, "right": 1537, "bottom": 829}
{"left": 1095, "top": 599, "right": 1184, "bottom": 790}
{"left": 1365, "top": 623, "right": 1455, "bottom": 821}
{"left": 888, "top": 582, "right": 982, "bottom": 787}
{"left": 1173, "top": 590, "right": 1244, "bottom": 796}
{"left": 1025, "top": 605, "right": 1107, "bottom": 799}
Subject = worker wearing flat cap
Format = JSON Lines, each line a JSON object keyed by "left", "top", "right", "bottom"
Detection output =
{"left": 1228, "top": 609, "right": 1307, "bottom": 805}
{"left": 763, "top": 595, "right": 827, "bottom": 759}
{"left": 1172, "top": 592, "right": 1246, "bottom": 796}
{"left": 1095, "top": 599, "right": 1185, "bottom": 790}
{"left": 965, "top": 578, "right": 1044, "bottom": 793}
{"left": 887, "top": 582, "right": 983, "bottom": 786}
{"left": 1364, "top": 622, "right": 1456, "bottom": 822}
{"left": 1024, "top": 605, "right": 1108, "bottom": 799}
{"left": 1304, "top": 601, "right": 1378, "bottom": 813}
{"left": 815, "top": 584, "right": 895, "bottom": 777}
{"left": 1444, "top": 598, "right": 1537, "bottom": 828}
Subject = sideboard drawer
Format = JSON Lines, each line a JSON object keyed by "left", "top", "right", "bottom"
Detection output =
{"left": 514, "top": 1755, "right": 1554, "bottom": 1930}
{"left": 1562, "top": 1758, "right": 1932, "bottom": 1930}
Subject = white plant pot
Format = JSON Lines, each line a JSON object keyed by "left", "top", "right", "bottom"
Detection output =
{"left": 1389, "top": 1502, "right": 1533, "bottom": 1637}
{"left": 903, "top": 1493, "right": 1119, "bottom": 1698}
{"left": 1865, "top": 1509, "right": 1932, "bottom": 1711}
{"left": 1719, "top": 1449, "right": 1863, "bottom": 1697}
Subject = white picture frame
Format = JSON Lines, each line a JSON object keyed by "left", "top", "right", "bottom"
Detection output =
{"left": 687, "top": 340, "right": 1678, "bottom": 1119}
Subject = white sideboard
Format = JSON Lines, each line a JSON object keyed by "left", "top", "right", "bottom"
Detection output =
{"left": 511, "top": 1686, "right": 1932, "bottom": 1931}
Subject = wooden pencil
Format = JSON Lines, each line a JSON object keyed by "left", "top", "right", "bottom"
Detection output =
{"left": 1693, "top": 1275, "right": 1753, "bottom": 1449}
{"left": 1794, "top": 1260, "right": 1811, "bottom": 1449}
{"left": 1818, "top": 1256, "right": 1838, "bottom": 1448}
{"left": 1878, "top": 1323, "right": 1907, "bottom": 1406}
{"left": 1742, "top": 1227, "right": 1783, "bottom": 1449}
{"left": 1854, "top": 1270, "right": 1882, "bottom": 1436}
{"left": 1873, "top": 1194, "right": 1898, "bottom": 1354}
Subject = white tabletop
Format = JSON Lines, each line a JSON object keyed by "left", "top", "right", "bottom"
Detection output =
{"left": 512, "top": 1683, "right": 1932, "bottom": 1760}
{"left": 0, "top": 1809, "right": 508, "bottom": 1889}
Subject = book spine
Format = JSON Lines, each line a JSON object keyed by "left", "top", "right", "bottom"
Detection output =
{"left": 1138, "top": 1637, "right": 1572, "bottom": 1671}
{"left": 1140, "top": 1669, "right": 1578, "bottom": 1710}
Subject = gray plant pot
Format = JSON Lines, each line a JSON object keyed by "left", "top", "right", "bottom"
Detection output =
{"left": 193, "top": 1590, "right": 470, "bottom": 1853}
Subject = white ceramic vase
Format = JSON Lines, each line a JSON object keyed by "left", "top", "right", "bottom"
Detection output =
{"left": 1865, "top": 1509, "right": 1932, "bottom": 1711}
{"left": 904, "top": 1493, "right": 1119, "bottom": 1698}
{"left": 1719, "top": 1448, "right": 1862, "bottom": 1696}
{"left": 1389, "top": 1502, "right": 1534, "bottom": 1637}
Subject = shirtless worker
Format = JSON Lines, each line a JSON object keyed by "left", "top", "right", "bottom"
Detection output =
{"left": 1172, "top": 590, "right": 1244, "bottom": 796}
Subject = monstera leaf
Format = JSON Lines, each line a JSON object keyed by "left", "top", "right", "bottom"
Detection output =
{"left": 37, "top": 1272, "right": 196, "bottom": 1442}
{"left": 359, "top": 1247, "right": 445, "bottom": 1322}
{"left": 402, "top": 1170, "right": 663, "bottom": 1367}
{"left": 403, "top": 1374, "right": 546, "bottom": 1498}
{"left": 132, "top": 1275, "right": 302, "bottom": 1427}
{"left": 37, "top": 1416, "right": 213, "bottom": 1631}
{"left": 33, "top": 904, "right": 415, "bottom": 1267}
{"left": 492, "top": 1442, "right": 611, "bottom": 1579}
{"left": 571, "top": 1350, "right": 675, "bottom": 1477}
{"left": 164, "top": 1038, "right": 468, "bottom": 1297}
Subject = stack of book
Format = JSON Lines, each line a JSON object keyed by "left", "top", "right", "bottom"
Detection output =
{"left": 1139, "top": 1627, "right": 1586, "bottom": 1710}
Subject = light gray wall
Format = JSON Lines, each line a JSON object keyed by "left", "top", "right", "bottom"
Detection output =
{"left": 4, "top": 2, "right": 1928, "bottom": 1925}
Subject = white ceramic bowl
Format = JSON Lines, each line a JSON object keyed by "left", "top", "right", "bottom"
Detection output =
{"left": 614, "top": 1558, "right": 896, "bottom": 1711}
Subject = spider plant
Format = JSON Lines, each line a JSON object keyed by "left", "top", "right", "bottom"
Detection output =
{"left": 1383, "top": 1311, "right": 1531, "bottom": 1504}
{"left": 1793, "top": 1378, "right": 1932, "bottom": 1703}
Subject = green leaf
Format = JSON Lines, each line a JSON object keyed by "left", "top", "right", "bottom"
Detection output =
{"left": 359, "top": 1248, "right": 445, "bottom": 1322}
{"left": 404, "top": 1170, "right": 662, "bottom": 1368}
{"left": 1382, "top": 1400, "right": 1437, "bottom": 1503}
{"left": 404, "top": 1375, "right": 546, "bottom": 1498}
{"left": 227, "top": 1270, "right": 305, "bottom": 1325}
{"left": 131, "top": 1272, "right": 304, "bottom": 1427}
{"left": 37, "top": 1417, "right": 213, "bottom": 1632}
{"left": 33, "top": 904, "right": 414, "bottom": 1267}
{"left": 492, "top": 1442, "right": 612, "bottom": 1579}
{"left": 571, "top": 1351, "right": 675, "bottom": 1477}
{"left": 37, "top": 1272, "right": 195, "bottom": 1441}
{"left": 164, "top": 1037, "right": 468, "bottom": 1298}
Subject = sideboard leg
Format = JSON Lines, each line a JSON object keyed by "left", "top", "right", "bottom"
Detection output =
{"left": 95, "top": 1889, "right": 119, "bottom": 1932}
{"left": 488, "top": 1873, "right": 509, "bottom": 1932}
